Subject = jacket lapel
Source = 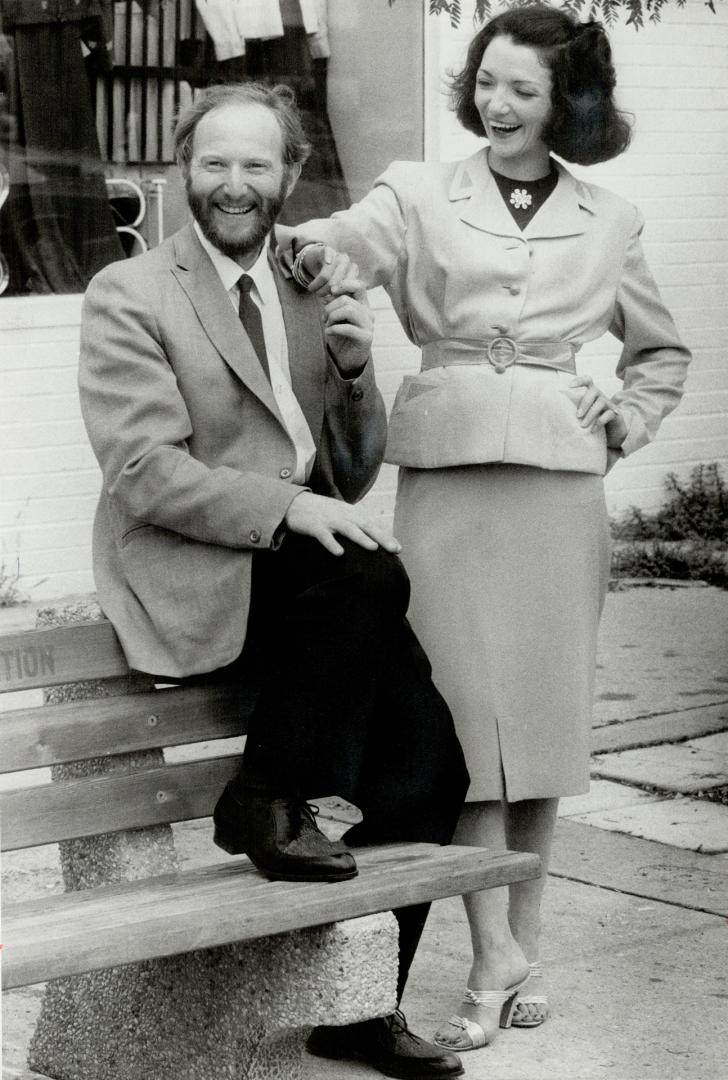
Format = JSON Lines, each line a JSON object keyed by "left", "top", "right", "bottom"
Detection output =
{"left": 523, "top": 162, "right": 592, "bottom": 239}
{"left": 450, "top": 150, "right": 592, "bottom": 240}
{"left": 270, "top": 249, "right": 327, "bottom": 447}
{"left": 170, "top": 225, "right": 284, "bottom": 425}
{"left": 451, "top": 150, "right": 520, "bottom": 238}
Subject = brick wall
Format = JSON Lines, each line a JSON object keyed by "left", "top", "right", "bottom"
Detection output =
{"left": 0, "top": 297, "right": 97, "bottom": 599}
{"left": 1, "top": 0, "right": 726, "bottom": 601}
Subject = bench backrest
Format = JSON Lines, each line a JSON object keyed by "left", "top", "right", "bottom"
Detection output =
{"left": 0, "top": 620, "right": 253, "bottom": 852}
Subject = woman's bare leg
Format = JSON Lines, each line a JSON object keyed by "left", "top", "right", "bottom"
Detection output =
{"left": 434, "top": 801, "right": 530, "bottom": 1048}
{"left": 505, "top": 797, "right": 559, "bottom": 1024}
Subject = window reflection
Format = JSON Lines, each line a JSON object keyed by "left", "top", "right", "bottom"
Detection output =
{"left": 0, "top": 1, "right": 423, "bottom": 296}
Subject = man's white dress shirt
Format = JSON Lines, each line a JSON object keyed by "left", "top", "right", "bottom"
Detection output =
{"left": 194, "top": 223, "right": 316, "bottom": 484}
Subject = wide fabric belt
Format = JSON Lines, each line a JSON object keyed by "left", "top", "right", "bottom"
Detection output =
{"left": 421, "top": 337, "right": 577, "bottom": 375}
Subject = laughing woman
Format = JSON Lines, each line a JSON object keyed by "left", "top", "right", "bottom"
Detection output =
{"left": 279, "top": 2, "right": 690, "bottom": 1050}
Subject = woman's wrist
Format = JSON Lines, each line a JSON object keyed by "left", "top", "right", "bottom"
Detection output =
{"left": 291, "top": 242, "right": 326, "bottom": 288}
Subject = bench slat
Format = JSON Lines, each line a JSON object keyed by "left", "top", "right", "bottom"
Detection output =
{"left": 2, "top": 843, "right": 541, "bottom": 988}
{"left": 1, "top": 756, "right": 243, "bottom": 851}
{"left": 0, "top": 683, "right": 253, "bottom": 773}
{"left": 0, "top": 622, "right": 128, "bottom": 692}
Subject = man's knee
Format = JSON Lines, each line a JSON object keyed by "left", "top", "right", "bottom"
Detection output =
{"left": 340, "top": 541, "right": 411, "bottom": 618}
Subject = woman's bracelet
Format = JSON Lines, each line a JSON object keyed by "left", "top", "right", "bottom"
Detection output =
{"left": 291, "top": 241, "right": 326, "bottom": 289}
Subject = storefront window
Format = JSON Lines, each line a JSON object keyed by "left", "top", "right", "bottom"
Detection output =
{"left": 0, "top": 0, "right": 423, "bottom": 296}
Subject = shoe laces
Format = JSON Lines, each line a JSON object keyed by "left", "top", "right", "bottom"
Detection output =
{"left": 297, "top": 800, "right": 321, "bottom": 830}
{"left": 385, "top": 1009, "right": 419, "bottom": 1045}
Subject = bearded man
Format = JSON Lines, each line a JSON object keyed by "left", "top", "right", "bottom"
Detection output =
{"left": 78, "top": 82, "right": 468, "bottom": 1080}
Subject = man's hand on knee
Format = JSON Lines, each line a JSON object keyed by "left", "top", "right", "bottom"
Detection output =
{"left": 284, "top": 492, "right": 401, "bottom": 556}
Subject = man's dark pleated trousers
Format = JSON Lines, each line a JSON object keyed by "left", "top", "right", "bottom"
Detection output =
{"left": 235, "top": 533, "right": 470, "bottom": 999}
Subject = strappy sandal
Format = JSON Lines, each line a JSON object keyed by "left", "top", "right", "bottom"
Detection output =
{"left": 433, "top": 980, "right": 528, "bottom": 1051}
{"left": 511, "top": 961, "right": 549, "bottom": 1028}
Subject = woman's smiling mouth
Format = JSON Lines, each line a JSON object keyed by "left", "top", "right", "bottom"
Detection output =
{"left": 489, "top": 122, "right": 521, "bottom": 135}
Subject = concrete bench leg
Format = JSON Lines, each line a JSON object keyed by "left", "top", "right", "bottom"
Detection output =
{"left": 27, "top": 602, "right": 399, "bottom": 1080}
{"left": 28, "top": 915, "right": 399, "bottom": 1080}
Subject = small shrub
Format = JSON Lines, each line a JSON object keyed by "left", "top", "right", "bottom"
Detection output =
{"left": 610, "top": 463, "right": 728, "bottom": 587}
{"left": 612, "top": 463, "right": 728, "bottom": 543}
{"left": 611, "top": 540, "right": 728, "bottom": 588}
{"left": 0, "top": 554, "right": 27, "bottom": 607}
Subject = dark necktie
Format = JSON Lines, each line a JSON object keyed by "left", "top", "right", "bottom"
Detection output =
{"left": 238, "top": 274, "right": 270, "bottom": 380}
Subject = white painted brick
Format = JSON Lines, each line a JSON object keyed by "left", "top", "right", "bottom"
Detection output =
{"left": 654, "top": 220, "right": 728, "bottom": 241}
{"left": 1, "top": 495, "right": 98, "bottom": 527}
{"left": 658, "top": 284, "right": 725, "bottom": 307}
{"left": 0, "top": 419, "right": 88, "bottom": 452}
{"left": 1, "top": 337, "right": 81, "bottom": 371}
{"left": 646, "top": 111, "right": 726, "bottom": 132}
{"left": 3, "top": 444, "right": 97, "bottom": 475}
{"left": 0, "top": 295, "right": 83, "bottom": 329}
{"left": 1, "top": 394, "right": 83, "bottom": 423}
{"left": 12, "top": 544, "right": 93, "bottom": 576}
{"left": 659, "top": 414, "right": 727, "bottom": 439}
{"left": 645, "top": 240, "right": 727, "bottom": 264}
{"left": 2, "top": 470, "right": 101, "bottom": 501}
{"left": 1, "top": 368, "right": 80, "bottom": 398}
{"left": 6, "top": 520, "right": 93, "bottom": 553}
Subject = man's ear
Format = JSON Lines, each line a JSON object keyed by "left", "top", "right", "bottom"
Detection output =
{"left": 285, "top": 162, "right": 302, "bottom": 199}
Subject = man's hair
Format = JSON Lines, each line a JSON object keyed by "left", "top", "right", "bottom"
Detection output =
{"left": 174, "top": 82, "right": 312, "bottom": 174}
{"left": 450, "top": 3, "right": 632, "bottom": 166}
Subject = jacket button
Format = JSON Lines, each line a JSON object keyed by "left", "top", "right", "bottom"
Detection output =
{"left": 249, "top": 529, "right": 261, "bottom": 544}
{"left": 351, "top": 388, "right": 364, "bottom": 402}
{"left": 279, "top": 467, "right": 292, "bottom": 479}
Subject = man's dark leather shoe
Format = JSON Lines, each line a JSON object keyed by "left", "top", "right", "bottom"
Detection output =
{"left": 306, "top": 1010, "right": 464, "bottom": 1079}
{"left": 213, "top": 781, "right": 357, "bottom": 882}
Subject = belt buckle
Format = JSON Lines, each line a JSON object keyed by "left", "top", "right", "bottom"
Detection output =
{"left": 486, "top": 336, "right": 518, "bottom": 373}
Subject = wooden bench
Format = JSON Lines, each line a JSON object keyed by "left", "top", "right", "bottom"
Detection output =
{"left": 0, "top": 600, "right": 541, "bottom": 1080}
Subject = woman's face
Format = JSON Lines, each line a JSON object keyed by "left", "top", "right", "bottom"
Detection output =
{"left": 474, "top": 34, "right": 553, "bottom": 176}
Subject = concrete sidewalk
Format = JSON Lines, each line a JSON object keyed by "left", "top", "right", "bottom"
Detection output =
{"left": 2, "top": 582, "right": 728, "bottom": 1079}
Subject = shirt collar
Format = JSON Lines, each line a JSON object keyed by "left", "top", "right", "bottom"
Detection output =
{"left": 193, "top": 221, "right": 277, "bottom": 303}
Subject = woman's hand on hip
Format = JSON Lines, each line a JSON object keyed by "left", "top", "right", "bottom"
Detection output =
{"left": 570, "top": 375, "right": 628, "bottom": 448}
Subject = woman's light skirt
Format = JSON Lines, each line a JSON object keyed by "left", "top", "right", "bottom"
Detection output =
{"left": 394, "top": 463, "right": 611, "bottom": 803}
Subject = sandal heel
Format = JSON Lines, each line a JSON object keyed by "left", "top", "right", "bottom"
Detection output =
{"left": 500, "top": 988, "right": 522, "bottom": 1029}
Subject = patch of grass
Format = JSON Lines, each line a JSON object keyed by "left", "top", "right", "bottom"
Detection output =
{"left": 610, "top": 464, "right": 728, "bottom": 588}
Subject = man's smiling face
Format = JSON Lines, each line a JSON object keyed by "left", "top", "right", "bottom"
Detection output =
{"left": 185, "top": 101, "right": 299, "bottom": 268}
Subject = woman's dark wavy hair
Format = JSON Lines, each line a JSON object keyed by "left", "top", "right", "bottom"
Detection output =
{"left": 450, "top": 3, "right": 632, "bottom": 165}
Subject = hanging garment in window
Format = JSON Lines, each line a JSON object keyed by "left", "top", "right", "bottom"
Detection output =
{"left": 194, "top": 0, "right": 246, "bottom": 61}
{"left": 0, "top": 0, "right": 124, "bottom": 293}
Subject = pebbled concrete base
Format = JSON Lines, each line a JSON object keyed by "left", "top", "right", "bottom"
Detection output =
{"left": 28, "top": 914, "right": 398, "bottom": 1080}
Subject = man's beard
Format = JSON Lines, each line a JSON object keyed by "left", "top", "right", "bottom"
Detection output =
{"left": 186, "top": 174, "right": 288, "bottom": 260}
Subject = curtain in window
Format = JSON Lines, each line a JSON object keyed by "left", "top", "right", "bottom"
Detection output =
{"left": 0, "top": 0, "right": 123, "bottom": 294}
